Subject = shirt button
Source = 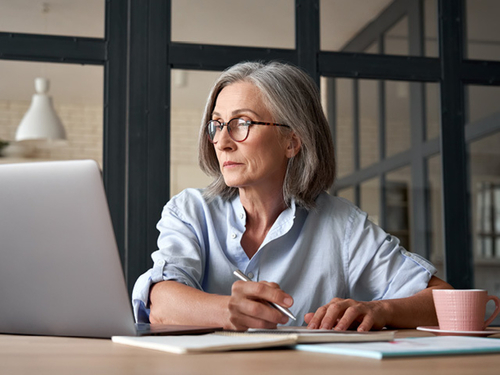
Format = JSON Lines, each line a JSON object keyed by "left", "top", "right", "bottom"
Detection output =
{"left": 157, "top": 260, "right": 165, "bottom": 267}
{"left": 240, "top": 213, "right": 244, "bottom": 219}
{"left": 247, "top": 272, "right": 254, "bottom": 279}
{"left": 231, "top": 233, "right": 237, "bottom": 239}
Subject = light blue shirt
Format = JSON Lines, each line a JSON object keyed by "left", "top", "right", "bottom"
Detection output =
{"left": 132, "top": 189, "right": 436, "bottom": 325}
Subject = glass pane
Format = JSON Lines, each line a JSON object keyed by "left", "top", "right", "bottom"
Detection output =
{"left": 467, "top": 85, "right": 500, "bottom": 124}
{"left": 469, "top": 132, "right": 500, "bottom": 325}
{"left": 0, "top": 60, "right": 103, "bottom": 166}
{"left": 360, "top": 178, "right": 380, "bottom": 226}
{"left": 337, "top": 187, "right": 355, "bottom": 204}
{"left": 470, "top": 132, "right": 500, "bottom": 257}
{"left": 335, "top": 79, "right": 354, "bottom": 178}
{"left": 172, "top": 0, "right": 294, "bottom": 48}
{"left": 170, "top": 69, "right": 219, "bottom": 197}
{"left": 425, "top": 82, "right": 440, "bottom": 140}
{"left": 0, "top": 0, "right": 104, "bottom": 38}
{"left": 384, "top": 16, "right": 409, "bottom": 56}
{"left": 385, "top": 166, "right": 412, "bottom": 251}
{"left": 465, "top": 0, "right": 500, "bottom": 61}
{"left": 320, "top": 0, "right": 392, "bottom": 52}
{"left": 359, "top": 79, "right": 379, "bottom": 169}
{"left": 385, "top": 80, "right": 410, "bottom": 157}
{"left": 424, "top": 0, "right": 439, "bottom": 57}
{"left": 427, "top": 154, "right": 445, "bottom": 279}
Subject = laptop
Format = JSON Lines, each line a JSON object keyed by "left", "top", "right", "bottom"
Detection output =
{"left": 0, "top": 160, "right": 220, "bottom": 338}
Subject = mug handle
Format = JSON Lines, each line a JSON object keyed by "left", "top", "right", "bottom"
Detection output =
{"left": 484, "top": 295, "right": 500, "bottom": 329}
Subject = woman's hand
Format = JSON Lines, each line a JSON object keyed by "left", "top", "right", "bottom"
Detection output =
{"left": 304, "top": 298, "right": 389, "bottom": 331}
{"left": 227, "top": 280, "right": 294, "bottom": 331}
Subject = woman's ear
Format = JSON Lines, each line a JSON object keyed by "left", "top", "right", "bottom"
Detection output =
{"left": 286, "top": 133, "right": 302, "bottom": 158}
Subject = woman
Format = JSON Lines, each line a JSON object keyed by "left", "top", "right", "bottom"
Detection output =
{"left": 132, "top": 61, "right": 452, "bottom": 331}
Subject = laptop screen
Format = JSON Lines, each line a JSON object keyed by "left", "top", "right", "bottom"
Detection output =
{"left": 0, "top": 160, "right": 136, "bottom": 338}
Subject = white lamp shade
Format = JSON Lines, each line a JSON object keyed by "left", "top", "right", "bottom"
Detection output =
{"left": 15, "top": 78, "right": 67, "bottom": 141}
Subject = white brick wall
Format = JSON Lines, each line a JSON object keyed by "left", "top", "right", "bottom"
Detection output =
{"left": 0, "top": 101, "right": 214, "bottom": 196}
{"left": 0, "top": 100, "right": 103, "bottom": 166}
{"left": 170, "top": 108, "right": 213, "bottom": 196}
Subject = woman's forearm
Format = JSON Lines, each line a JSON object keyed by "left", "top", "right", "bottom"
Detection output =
{"left": 148, "top": 280, "right": 231, "bottom": 328}
{"left": 380, "top": 276, "right": 453, "bottom": 328}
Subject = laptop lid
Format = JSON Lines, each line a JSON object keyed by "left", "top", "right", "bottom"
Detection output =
{"left": 0, "top": 160, "right": 137, "bottom": 338}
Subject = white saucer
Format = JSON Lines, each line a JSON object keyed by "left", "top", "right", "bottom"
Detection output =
{"left": 417, "top": 326, "right": 500, "bottom": 337}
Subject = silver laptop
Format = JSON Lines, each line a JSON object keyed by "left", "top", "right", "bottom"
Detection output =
{"left": 0, "top": 160, "right": 219, "bottom": 338}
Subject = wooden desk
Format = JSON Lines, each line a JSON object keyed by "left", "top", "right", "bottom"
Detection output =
{"left": 1, "top": 330, "right": 499, "bottom": 375}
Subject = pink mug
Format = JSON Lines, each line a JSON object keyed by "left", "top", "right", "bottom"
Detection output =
{"left": 432, "top": 289, "right": 500, "bottom": 331}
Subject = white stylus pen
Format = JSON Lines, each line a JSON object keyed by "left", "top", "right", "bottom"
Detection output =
{"left": 233, "top": 269, "right": 297, "bottom": 321}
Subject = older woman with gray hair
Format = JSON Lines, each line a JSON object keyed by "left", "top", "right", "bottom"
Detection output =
{"left": 132, "top": 61, "right": 451, "bottom": 331}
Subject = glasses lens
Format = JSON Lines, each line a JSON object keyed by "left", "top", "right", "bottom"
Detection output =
{"left": 207, "top": 121, "right": 219, "bottom": 142}
{"left": 228, "top": 118, "right": 249, "bottom": 142}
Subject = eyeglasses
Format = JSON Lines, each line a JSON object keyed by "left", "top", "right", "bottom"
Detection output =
{"left": 206, "top": 118, "right": 290, "bottom": 143}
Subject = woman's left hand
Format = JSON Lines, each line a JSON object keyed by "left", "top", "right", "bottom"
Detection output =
{"left": 304, "top": 298, "right": 389, "bottom": 331}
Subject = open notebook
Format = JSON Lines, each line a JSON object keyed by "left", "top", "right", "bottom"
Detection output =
{"left": 112, "top": 329, "right": 395, "bottom": 354}
{"left": 247, "top": 326, "right": 396, "bottom": 343}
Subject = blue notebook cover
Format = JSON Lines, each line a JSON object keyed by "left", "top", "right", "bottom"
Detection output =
{"left": 296, "top": 336, "right": 500, "bottom": 359}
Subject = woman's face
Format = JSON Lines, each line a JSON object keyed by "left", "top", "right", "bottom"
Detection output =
{"left": 211, "top": 81, "right": 293, "bottom": 196}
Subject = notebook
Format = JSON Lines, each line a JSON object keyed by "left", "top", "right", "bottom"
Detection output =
{"left": 112, "top": 332, "right": 299, "bottom": 354}
{"left": 247, "top": 326, "right": 395, "bottom": 343}
{"left": 112, "top": 329, "right": 395, "bottom": 354}
{"left": 0, "top": 160, "right": 221, "bottom": 338}
{"left": 295, "top": 336, "right": 500, "bottom": 359}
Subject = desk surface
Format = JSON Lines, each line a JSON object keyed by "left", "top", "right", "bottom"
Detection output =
{"left": 1, "top": 329, "right": 499, "bottom": 375}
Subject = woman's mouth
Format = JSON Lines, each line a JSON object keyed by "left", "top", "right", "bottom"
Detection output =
{"left": 223, "top": 161, "right": 242, "bottom": 168}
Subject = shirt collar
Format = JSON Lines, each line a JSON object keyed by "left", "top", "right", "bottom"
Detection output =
{"left": 231, "top": 194, "right": 297, "bottom": 240}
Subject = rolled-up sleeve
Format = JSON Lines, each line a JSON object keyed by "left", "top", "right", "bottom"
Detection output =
{"left": 346, "top": 208, "right": 436, "bottom": 302}
{"left": 132, "top": 193, "right": 206, "bottom": 323}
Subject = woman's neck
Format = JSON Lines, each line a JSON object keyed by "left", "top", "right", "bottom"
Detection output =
{"left": 238, "top": 187, "right": 288, "bottom": 259}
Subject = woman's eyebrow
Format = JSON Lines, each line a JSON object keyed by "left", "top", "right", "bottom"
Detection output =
{"left": 211, "top": 108, "right": 262, "bottom": 118}
{"left": 232, "top": 108, "right": 261, "bottom": 117}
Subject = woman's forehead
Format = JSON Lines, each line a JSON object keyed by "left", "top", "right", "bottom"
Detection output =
{"left": 213, "top": 81, "right": 268, "bottom": 116}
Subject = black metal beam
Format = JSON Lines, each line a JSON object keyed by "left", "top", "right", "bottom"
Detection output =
{"left": 122, "top": 0, "right": 172, "bottom": 294}
{"left": 126, "top": 0, "right": 151, "bottom": 293}
{"left": 319, "top": 52, "right": 440, "bottom": 82}
{"left": 144, "top": 0, "right": 171, "bottom": 289}
{"left": 0, "top": 32, "right": 105, "bottom": 64}
{"left": 438, "top": 0, "right": 473, "bottom": 288}
{"left": 296, "top": 0, "right": 319, "bottom": 85}
{"left": 460, "top": 59, "right": 500, "bottom": 85}
{"left": 168, "top": 43, "right": 297, "bottom": 71}
{"left": 103, "top": 0, "right": 128, "bottom": 273}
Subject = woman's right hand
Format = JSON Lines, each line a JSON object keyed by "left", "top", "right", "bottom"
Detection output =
{"left": 227, "top": 280, "right": 294, "bottom": 330}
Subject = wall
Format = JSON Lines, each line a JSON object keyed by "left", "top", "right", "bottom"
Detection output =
{"left": 0, "top": 100, "right": 102, "bottom": 165}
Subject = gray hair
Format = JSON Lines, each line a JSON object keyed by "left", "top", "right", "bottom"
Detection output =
{"left": 198, "top": 61, "right": 335, "bottom": 209}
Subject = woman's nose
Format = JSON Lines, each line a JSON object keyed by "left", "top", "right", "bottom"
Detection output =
{"left": 215, "top": 126, "right": 235, "bottom": 150}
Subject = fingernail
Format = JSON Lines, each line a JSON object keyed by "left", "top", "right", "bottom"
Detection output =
{"left": 308, "top": 323, "right": 317, "bottom": 329}
{"left": 281, "top": 316, "right": 289, "bottom": 324}
{"left": 283, "top": 297, "right": 293, "bottom": 306}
